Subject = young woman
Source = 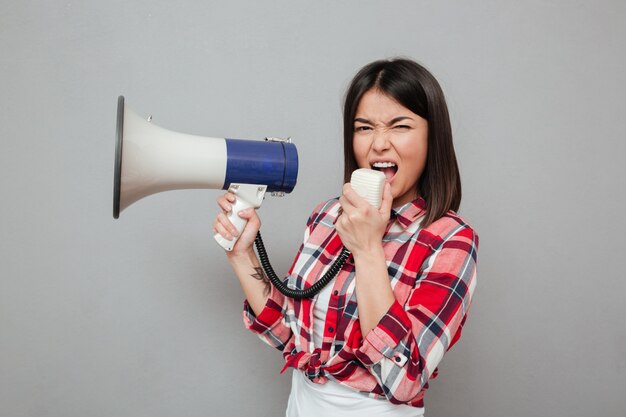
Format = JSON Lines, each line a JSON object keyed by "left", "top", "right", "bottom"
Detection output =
{"left": 213, "top": 58, "right": 479, "bottom": 417}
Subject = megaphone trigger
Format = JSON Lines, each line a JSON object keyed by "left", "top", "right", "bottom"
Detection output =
{"left": 214, "top": 184, "right": 267, "bottom": 251}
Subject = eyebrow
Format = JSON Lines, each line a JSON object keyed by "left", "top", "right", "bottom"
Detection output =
{"left": 354, "top": 116, "right": 413, "bottom": 125}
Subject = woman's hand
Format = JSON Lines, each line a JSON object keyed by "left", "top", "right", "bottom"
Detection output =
{"left": 213, "top": 192, "right": 270, "bottom": 314}
{"left": 213, "top": 192, "right": 261, "bottom": 257}
{"left": 336, "top": 182, "right": 393, "bottom": 256}
{"left": 337, "top": 182, "right": 396, "bottom": 335}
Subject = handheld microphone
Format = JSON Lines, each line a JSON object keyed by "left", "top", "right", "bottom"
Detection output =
{"left": 349, "top": 168, "right": 386, "bottom": 209}
{"left": 256, "top": 168, "right": 387, "bottom": 299}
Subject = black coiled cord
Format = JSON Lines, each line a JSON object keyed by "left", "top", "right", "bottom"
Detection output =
{"left": 254, "top": 231, "right": 350, "bottom": 300}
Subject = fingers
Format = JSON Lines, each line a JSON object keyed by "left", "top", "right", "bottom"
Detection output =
{"left": 213, "top": 211, "right": 239, "bottom": 240}
{"left": 214, "top": 192, "right": 240, "bottom": 233}
{"left": 379, "top": 182, "right": 393, "bottom": 219}
{"left": 217, "top": 207, "right": 261, "bottom": 240}
{"left": 214, "top": 192, "right": 238, "bottom": 239}
{"left": 236, "top": 207, "right": 257, "bottom": 220}
{"left": 337, "top": 182, "right": 392, "bottom": 235}
{"left": 216, "top": 192, "right": 236, "bottom": 213}
{"left": 213, "top": 218, "right": 235, "bottom": 241}
{"left": 213, "top": 192, "right": 263, "bottom": 255}
{"left": 341, "top": 183, "right": 366, "bottom": 208}
{"left": 338, "top": 184, "right": 360, "bottom": 218}
{"left": 341, "top": 182, "right": 386, "bottom": 215}
{"left": 236, "top": 208, "right": 261, "bottom": 234}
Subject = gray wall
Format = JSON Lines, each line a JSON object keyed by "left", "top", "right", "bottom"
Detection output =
{"left": 1, "top": 1, "right": 625, "bottom": 416}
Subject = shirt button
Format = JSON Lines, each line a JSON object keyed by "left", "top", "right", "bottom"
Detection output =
{"left": 395, "top": 356, "right": 402, "bottom": 363}
{"left": 333, "top": 290, "right": 339, "bottom": 296}
{"left": 328, "top": 327, "right": 334, "bottom": 333}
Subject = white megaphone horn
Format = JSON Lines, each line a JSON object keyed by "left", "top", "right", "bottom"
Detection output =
{"left": 112, "top": 96, "right": 298, "bottom": 251}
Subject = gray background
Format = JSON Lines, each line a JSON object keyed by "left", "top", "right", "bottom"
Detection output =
{"left": 1, "top": 1, "right": 625, "bottom": 416}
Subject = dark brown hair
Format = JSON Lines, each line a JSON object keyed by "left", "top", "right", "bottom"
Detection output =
{"left": 343, "top": 58, "right": 461, "bottom": 228}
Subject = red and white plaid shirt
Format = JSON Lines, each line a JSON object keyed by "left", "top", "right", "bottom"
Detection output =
{"left": 243, "top": 197, "right": 478, "bottom": 408}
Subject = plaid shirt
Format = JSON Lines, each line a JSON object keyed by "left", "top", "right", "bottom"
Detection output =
{"left": 243, "top": 197, "right": 478, "bottom": 408}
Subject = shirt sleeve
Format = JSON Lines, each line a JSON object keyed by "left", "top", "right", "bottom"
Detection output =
{"left": 241, "top": 201, "right": 328, "bottom": 351}
{"left": 354, "top": 225, "right": 479, "bottom": 405}
{"left": 242, "top": 283, "right": 291, "bottom": 351}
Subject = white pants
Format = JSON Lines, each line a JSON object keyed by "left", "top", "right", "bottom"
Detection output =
{"left": 286, "top": 370, "right": 424, "bottom": 417}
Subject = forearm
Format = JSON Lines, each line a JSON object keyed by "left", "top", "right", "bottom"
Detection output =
{"left": 227, "top": 248, "right": 270, "bottom": 316}
{"left": 353, "top": 245, "right": 396, "bottom": 336}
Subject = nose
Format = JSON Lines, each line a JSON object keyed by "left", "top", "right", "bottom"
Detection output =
{"left": 371, "top": 128, "right": 391, "bottom": 152}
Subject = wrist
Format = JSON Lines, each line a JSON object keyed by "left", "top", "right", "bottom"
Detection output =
{"left": 226, "top": 247, "right": 258, "bottom": 266}
{"left": 352, "top": 243, "right": 385, "bottom": 261}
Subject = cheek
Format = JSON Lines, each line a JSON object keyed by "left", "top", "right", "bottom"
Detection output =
{"left": 400, "top": 141, "right": 428, "bottom": 182}
{"left": 407, "top": 152, "right": 427, "bottom": 178}
{"left": 352, "top": 141, "right": 369, "bottom": 166}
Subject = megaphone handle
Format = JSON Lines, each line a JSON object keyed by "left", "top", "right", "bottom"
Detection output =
{"left": 214, "top": 183, "right": 267, "bottom": 251}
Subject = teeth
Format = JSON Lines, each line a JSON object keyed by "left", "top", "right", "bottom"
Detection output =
{"left": 372, "top": 162, "right": 397, "bottom": 168}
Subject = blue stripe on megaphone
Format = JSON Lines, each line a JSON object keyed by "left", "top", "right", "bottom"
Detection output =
{"left": 282, "top": 142, "right": 298, "bottom": 192}
{"left": 224, "top": 139, "right": 298, "bottom": 193}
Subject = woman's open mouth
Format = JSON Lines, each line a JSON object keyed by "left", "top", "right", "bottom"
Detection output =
{"left": 371, "top": 161, "right": 398, "bottom": 182}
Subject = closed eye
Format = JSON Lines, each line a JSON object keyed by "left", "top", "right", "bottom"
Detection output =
{"left": 354, "top": 125, "right": 373, "bottom": 132}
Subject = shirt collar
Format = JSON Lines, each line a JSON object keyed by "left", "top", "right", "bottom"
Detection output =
{"left": 391, "top": 197, "right": 427, "bottom": 229}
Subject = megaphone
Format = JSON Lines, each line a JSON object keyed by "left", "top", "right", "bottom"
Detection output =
{"left": 113, "top": 96, "right": 298, "bottom": 251}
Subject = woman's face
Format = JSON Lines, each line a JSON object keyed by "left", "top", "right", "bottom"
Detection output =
{"left": 352, "top": 89, "right": 428, "bottom": 208}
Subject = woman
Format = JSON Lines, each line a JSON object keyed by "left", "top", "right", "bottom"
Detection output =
{"left": 213, "top": 58, "right": 479, "bottom": 416}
